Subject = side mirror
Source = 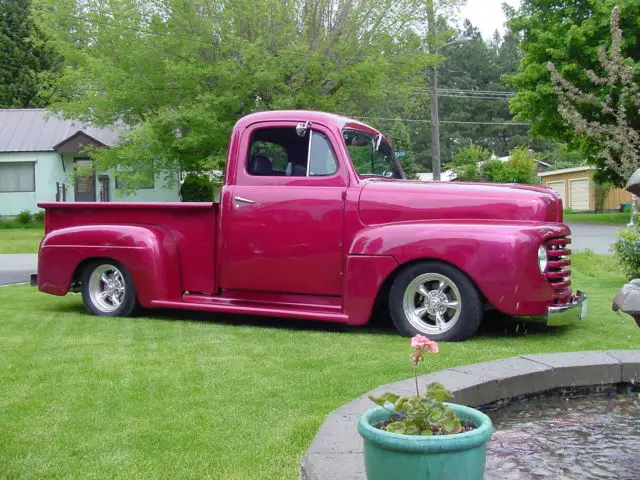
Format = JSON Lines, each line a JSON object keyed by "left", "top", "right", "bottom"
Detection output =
{"left": 626, "top": 168, "right": 640, "bottom": 196}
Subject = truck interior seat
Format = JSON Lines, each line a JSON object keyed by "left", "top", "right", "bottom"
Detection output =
{"left": 248, "top": 155, "right": 274, "bottom": 175}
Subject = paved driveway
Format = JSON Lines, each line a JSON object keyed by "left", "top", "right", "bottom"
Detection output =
{"left": 0, "top": 254, "right": 37, "bottom": 286}
{"left": 567, "top": 223, "right": 626, "bottom": 255}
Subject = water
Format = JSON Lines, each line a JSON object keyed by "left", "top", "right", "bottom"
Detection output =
{"left": 484, "top": 392, "right": 640, "bottom": 479}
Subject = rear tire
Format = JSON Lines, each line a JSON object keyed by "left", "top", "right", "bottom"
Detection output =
{"left": 388, "top": 261, "right": 483, "bottom": 342}
{"left": 81, "top": 260, "right": 138, "bottom": 317}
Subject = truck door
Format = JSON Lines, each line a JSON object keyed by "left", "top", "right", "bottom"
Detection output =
{"left": 218, "top": 122, "right": 347, "bottom": 296}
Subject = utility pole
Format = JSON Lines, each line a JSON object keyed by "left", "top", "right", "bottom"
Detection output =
{"left": 426, "top": 0, "right": 471, "bottom": 181}
{"left": 429, "top": 64, "right": 441, "bottom": 181}
{"left": 426, "top": 0, "right": 440, "bottom": 181}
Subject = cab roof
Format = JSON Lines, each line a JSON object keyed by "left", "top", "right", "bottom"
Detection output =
{"left": 234, "top": 109, "right": 383, "bottom": 138}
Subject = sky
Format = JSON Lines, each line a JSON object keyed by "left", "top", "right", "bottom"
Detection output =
{"left": 458, "top": 0, "right": 522, "bottom": 40}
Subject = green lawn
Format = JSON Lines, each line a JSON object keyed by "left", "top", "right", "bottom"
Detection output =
{"left": 0, "top": 227, "right": 44, "bottom": 254}
{"left": 0, "top": 252, "right": 637, "bottom": 480}
{"left": 564, "top": 211, "right": 631, "bottom": 225}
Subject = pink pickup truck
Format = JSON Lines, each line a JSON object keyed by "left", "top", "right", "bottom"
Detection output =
{"left": 32, "top": 110, "right": 587, "bottom": 341}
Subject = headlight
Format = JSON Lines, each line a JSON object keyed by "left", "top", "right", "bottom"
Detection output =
{"left": 537, "top": 245, "right": 548, "bottom": 273}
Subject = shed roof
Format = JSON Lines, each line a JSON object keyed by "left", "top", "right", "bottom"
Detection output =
{"left": 538, "top": 165, "right": 594, "bottom": 177}
{"left": 0, "top": 109, "right": 121, "bottom": 152}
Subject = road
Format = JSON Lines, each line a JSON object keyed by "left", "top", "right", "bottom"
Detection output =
{"left": 0, "top": 254, "right": 37, "bottom": 286}
{"left": 566, "top": 223, "right": 626, "bottom": 255}
{"left": 0, "top": 223, "right": 626, "bottom": 287}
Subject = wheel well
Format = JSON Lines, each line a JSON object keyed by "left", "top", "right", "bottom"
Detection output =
{"left": 70, "top": 257, "right": 115, "bottom": 292}
{"left": 373, "top": 257, "right": 488, "bottom": 315}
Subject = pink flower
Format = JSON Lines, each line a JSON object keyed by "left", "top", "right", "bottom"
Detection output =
{"left": 411, "top": 334, "right": 439, "bottom": 353}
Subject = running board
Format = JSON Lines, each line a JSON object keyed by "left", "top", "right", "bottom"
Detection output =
{"left": 150, "top": 297, "right": 349, "bottom": 323}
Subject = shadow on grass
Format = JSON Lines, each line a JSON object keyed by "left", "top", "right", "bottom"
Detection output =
{"left": 46, "top": 298, "right": 568, "bottom": 340}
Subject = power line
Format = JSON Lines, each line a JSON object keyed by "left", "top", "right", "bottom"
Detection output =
{"left": 352, "top": 116, "right": 530, "bottom": 126}
{"left": 439, "top": 89, "right": 515, "bottom": 96}
{"left": 440, "top": 120, "right": 529, "bottom": 125}
{"left": 437, "top": 94, "right": 513, "bottom": 100}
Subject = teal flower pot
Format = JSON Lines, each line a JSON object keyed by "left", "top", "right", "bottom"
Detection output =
{"left": 357, "top": 403, "right": 493, "bottom": 480}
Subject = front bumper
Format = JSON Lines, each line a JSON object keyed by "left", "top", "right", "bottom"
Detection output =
{"left": 531, "top": 290, "right": 588, "bottom": 326}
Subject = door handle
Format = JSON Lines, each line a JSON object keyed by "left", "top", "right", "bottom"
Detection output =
{"left": 234, "top": 196, "right": 255, "bottom": 204}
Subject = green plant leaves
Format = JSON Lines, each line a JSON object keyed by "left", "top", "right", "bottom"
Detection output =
{"left": 368, "top": 392, "right": 400, "bottom": 407}
{"left": 425, "top": 382, "right": 454, "bottom": 402}
{"left": 441, "top": 405, "right": 463, "bottom": 434}
{"left": 369, "top": 383, "right": 465, "bottom": 436}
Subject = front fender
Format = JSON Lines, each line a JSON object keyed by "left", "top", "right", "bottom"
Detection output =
{"left": 37, "top": 225, "right": 182, "bottom": 307}
{"left": 349, "top": 221, "right": 571, "bottom": 316}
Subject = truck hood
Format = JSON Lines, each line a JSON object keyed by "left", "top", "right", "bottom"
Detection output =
{"left": 358, "top": 180, "right": 563, "bottom": 225}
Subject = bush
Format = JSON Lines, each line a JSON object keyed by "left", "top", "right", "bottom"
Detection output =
{"left": 594, "top": 181, "right": 612, "bottom": 212}
{"left": 16, "top": 210, "right": 32, "bottom": 224}
{"left": 33, "top": 210, "right": 45, "bottom": 223}
{"left": 179, "top": 174, "right": 213, "bottom": 202}
{"left": 451, "top": 144, "right": 538, "bottom": 185}
{"left": 612, "top": 228, "right": 640, "bottom": 280}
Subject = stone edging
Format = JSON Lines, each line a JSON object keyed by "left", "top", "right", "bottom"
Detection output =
{"left": 299, "top": 350, "right": 640, "bottom": 480}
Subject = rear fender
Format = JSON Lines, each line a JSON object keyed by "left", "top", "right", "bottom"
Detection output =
{"left": 349, "top": 222, "right": 570, "bottom": 316}
{"left": 37, "top": 225, "right": 182, "bottom": 307}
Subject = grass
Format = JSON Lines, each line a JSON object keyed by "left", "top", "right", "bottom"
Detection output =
{"left": 0, "top": 252, "right": 637, "bottom": 479}
{"left": 0, "top": 227, "right": 44, "bottom": 254}
{"left": 564, "top": 211, "right": 631, "bottom": 225}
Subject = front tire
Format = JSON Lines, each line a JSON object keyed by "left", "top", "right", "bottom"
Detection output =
{"left": 81, "top": 260, "right": 138, "bottom": 317}
{"left": 388, "top": 261, "right": 483, "bottom": 341}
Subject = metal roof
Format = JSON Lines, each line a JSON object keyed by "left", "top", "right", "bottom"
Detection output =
{"left": 538, "top": 165, "right": 594, "bottom": 177}
{"left": 0, "top": 109, "right": 121, "bottom": 152}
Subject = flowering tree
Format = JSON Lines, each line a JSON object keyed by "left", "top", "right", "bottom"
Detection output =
{"left": 546, "top": 6, "right": 640, "bottom": 186}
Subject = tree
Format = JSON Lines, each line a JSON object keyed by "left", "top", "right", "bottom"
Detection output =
{"left": 451, "top": 144, "right": 538, "bottom": 184}
{"left": 389, "top": 118, "right": 421, "bottom": 179}
{"left": 547, "top": 6, "right": 640, "bottom": 186}
{"left": 0, "top": 0, "right": 62, "bottom": 107}
{"left": 540, "top": 141, "right": 587, "bottom": 170}
{"left": 35, "top": 0, "right": 456, "bottom": 192}
{"left": 450, "top": 143, "right": 492, "bottom": 181}
{"left": 505, "top": 0, "right": 640, "bottom": 187}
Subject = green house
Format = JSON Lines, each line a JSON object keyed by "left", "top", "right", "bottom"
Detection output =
{"left": 0, "top": 109, "right": 180, "bottom": 216}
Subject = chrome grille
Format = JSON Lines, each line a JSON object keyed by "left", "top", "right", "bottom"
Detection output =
{"left": 545, "top": 237, "right": 572, "bottom": 302}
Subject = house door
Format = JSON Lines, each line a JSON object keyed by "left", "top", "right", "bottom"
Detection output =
{"left": 98, "top": 175, "right": 110, "bottom": 202}
{"left": 74, "top": 158, "right": 96, "bottom": 202}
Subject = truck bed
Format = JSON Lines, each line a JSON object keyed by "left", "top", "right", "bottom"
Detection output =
{"left": 39, "top": 202, "right": 218, "bottom": 295}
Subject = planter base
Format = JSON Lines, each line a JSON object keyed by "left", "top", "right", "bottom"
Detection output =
{"left": 358, "top": 403, "right": 493, "bottom": 480}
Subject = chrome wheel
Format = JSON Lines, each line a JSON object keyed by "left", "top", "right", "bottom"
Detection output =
{"left": 88, "top": 264, "right": 126, "bottom": 313}
{"left": 402, "top": 273, "right": 462, "bottom": 335}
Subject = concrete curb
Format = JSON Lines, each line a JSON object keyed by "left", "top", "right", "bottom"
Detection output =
{"left": 299, "top": 350, "right": 640, "bottom": 480}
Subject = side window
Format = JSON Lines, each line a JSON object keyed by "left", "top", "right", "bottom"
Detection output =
{"left": 245, "top": 126, "right": 338, "bottom": 178}
{"left": 247, "top": 127, "right": 306, "bottom": 177}
{"left": 308, "top": 132, "right": 338, "bottom": 176}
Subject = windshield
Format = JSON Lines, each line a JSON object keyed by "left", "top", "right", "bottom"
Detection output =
{"left": 342, "top": 129, "right": 404, "bottom": 179}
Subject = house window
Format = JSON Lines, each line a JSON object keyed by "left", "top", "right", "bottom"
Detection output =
{"left": 0, "top": 162, "right": 35, "bottom": 192}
